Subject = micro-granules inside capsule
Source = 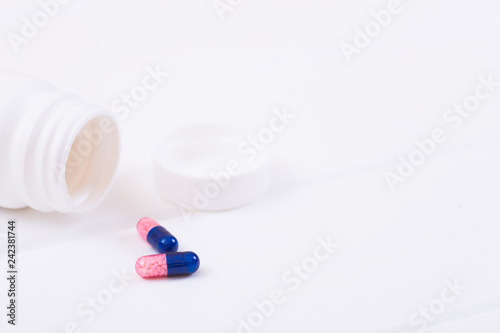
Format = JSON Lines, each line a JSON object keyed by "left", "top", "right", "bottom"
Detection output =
{"left": 135, "top": 254, "right": 168, "bottom": 278}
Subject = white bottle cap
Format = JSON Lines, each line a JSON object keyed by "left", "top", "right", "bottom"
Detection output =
{"left": 153, "top": 125, "right": 270, "bottom": 211}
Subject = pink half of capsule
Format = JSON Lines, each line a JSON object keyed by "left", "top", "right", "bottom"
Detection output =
{"left": 135, "top": 252, "right": 200, "bottom": 278}
{"left": 137, "top": 217, "right": 160, "bottom": 241}
{"left": 135, "top": 254, "right": 168, "bottom": 278}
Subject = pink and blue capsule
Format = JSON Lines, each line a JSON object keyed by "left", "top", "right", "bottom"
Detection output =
{"left": 135, "top": 252, "right": 200, "bottom": 278}
{"left": 137, "top": 217, "right": 178, "bottom": 253}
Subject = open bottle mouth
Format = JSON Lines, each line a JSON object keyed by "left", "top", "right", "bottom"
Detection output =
{"left": 64, "top": 115, "right": 120, "bottom": 211}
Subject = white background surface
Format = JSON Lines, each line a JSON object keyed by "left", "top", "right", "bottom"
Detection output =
{"left": 1, "top": 0, "right": 500, "bottom": 332}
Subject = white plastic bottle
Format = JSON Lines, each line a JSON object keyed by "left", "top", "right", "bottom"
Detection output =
{"left": 0, "top": 70, "right": 120, "bottom": 213}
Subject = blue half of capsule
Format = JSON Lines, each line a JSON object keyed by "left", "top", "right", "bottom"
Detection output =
{"left": 147, "top": 225, "right": 179, "bottom": 254}
{"left": 166, "top": 251, "right": 200, "bottom": 276}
